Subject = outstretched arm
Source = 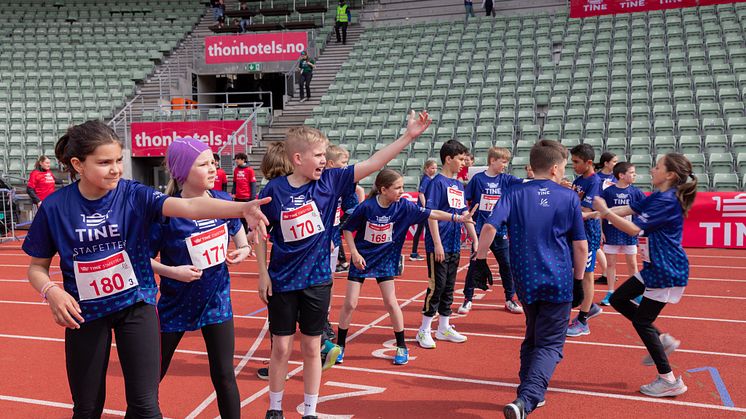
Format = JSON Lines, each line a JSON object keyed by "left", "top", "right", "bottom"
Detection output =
{"left": 354, "top": 110, "right": 431, "bottom": 182}
{"left": 162, "top": 196, "right": 271, "bottom": 235}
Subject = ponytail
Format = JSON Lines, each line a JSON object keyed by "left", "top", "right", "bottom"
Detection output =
{"left": 662, "top": 153, "right": 697, "bottom": 217}
{"left": 367, "top": 168, "right": 403, "bottom": 200}
{"left": 54, "top": 121, "right": 122, "bottom": 180}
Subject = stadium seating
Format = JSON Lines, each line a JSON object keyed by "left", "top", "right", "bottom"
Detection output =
{"left": 0, "top": 0, "right": 204, "bottom": 180}
{"left": 307, "top": 4, "right": 746, "bottom": 190}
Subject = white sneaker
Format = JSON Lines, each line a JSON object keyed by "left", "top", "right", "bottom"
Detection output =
{"left": 505, "top": 299, "right": 524, "bottom": 314}
{"left": 457, "top": 300, "right": 472, "bottom": 314}
{"left": 435, "top": 325, "right": 467, "bottom": 343}
{"left": 416, "top": 329, "right": 436, "bottom": 349}
{"left": 642, "top": 333, "right": 681, "bottom": 366}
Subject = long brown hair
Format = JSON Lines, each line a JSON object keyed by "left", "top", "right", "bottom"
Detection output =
{"left": 662, "top": 153, "right": 697, "bottom": 217}
{"left": 367, "top": 169, "right": 403, "bottom": 199}
{"left": 54, "top": 121, "right": 122, "bottom": 180}
{"left": 261, "top": 142, "right": 294, "bottom": 180}
{"left": 34, "top": 155, "right": 50, "bottom": 171}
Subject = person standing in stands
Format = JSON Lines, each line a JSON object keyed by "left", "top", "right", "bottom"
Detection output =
{"left": 335, "top": 0, "right": 351, "bottom": 45}
{"left": 481, "top": 0, "right": 495, "bottom": 17}
{"left": 213, "top": 153, "right": 228, "bottom": 193}
{"left": 298, "top": 51, "right": 315, "bottom": 103}
{"left": 239, "top": 2, "right": 252, "bottom": 33}
{"left": 233, "top": 152, "right": 256, "bottom": 233}
{"left": 27, "top": 155, "right": 61, "bottom": 206}
{"left": 464, "top": 0, "right": 475, "bottom": 22}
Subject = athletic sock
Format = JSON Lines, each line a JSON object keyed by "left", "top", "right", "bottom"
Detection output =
{"left": 337, "top": 327, "right": 348, "bottom": 348}
{"left": 660, "top": 372, "right": 676, "bottom": 383}
{"left": 269, "top": 390, "right": 284, "bottom": 411}
{"left": 303, "top": 393, "right": 318, "bottom": 416}
{"left": 394, "top": 330, "right": 406, "bottom": 348}
{"left": 438, "top": 315, "right": 450, "bottom": 333}
{"left": 420, "top": 315, "right": 433, "bottom": 331}
{"left": 577, "top": 311, "right": 589, "bottom": 325}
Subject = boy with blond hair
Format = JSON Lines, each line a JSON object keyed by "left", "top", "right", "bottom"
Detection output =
{"left": 257, "top": 112, "right": 430, "bottom": 419}
{"left": 461, "top": 147, "right": 525, "bottom": 314}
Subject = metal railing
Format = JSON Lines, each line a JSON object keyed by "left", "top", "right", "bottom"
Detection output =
{"left": 218, "top": 106, "right": 262, "bottom": 158}
{"left": 0, "top": 189, "right": 18, "bottom": 243}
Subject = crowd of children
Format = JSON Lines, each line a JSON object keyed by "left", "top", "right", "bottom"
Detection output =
{"left": 22, "top": 115, "right": 698, "bottom": 418}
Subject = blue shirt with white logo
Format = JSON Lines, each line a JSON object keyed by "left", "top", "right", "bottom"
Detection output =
{"left": 630, "top": 189, "right": 689, "bottom": 288}
{"left": 465, "top": 171, "right": 523, "bottom": 236}
{"left": 331, "top": 186, "right": 359, "bottom": 248}
{"left": 150, "top": 190, "right": 242, "bottom": 333}
{"left": 424, "top": 174, "right": 467, "bottom": 253}
{"left": 487, "top": 179, "right": 586, "bottom": 305}
{"left": 259, "top": 166, "right": 355, "bottom": 292}
{"left": 597, "top": 171, "right": 616, "bottom": 189}
{"left": 573, "top": 173, "right": 602, "bottom": 251}
{"left": 601, "top": 184, "right": 646, "bottom": 246}
{"left": 418, "top": 175, "right": 433, "bottom": 204}
{"left": 22, "top": 180, "right": 168, "bottom": 322}
{"left": 343, "top": 197, "right": 431, "bottom": 278}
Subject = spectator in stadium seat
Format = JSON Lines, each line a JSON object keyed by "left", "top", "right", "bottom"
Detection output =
{"left": 464, "top": 0, "right": 475, "bottom": 22}
{"left": 211, "top": 0, "right": 225, "bottom": 22}
{"left": 27, "top": 155, "right": 61, "bottom": 206}
{"left": 335, "top": 0, "right": 351, "bottom": 45}
{"left": 481, "top": 0, "right": 495, "bottom": 17}
{"left": 239, "top": 2, "right": 252, "bottom": 32}
{"left": 298, "top": 51, "right": 315, "bottom": 103}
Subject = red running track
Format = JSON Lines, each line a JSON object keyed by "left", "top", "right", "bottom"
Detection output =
{"left": 0, "top": 240, "right": 744, "bottom": 418}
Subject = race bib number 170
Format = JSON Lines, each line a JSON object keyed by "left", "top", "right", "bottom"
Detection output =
{"left": 281, "top": 201, "right": 326, "bottom": 242}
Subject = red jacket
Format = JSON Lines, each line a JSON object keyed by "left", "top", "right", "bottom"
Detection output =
{"left": 27, "top": 169, "right": 57, "bottom": 202}
{"left": 233, "top": 165, "right": 256, "bottom": 199}
{"left": 213, "top": 168, "right": 228, "bottom": 192}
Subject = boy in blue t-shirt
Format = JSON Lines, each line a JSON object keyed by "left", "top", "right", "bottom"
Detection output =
{"left": 257, "top": 111, "right": 431, "bottom": 419}
{"left": 416, "top": 140, "right": 479, "bottom": 349}
{"left": 473, "top": 140, "right": 588, "bottom": 417}
{"left": 567, "top": 144, "right": 604, "bottom": 337}
{"left": 461, "top": 146, "right": 524, "bottom": 315}
{"left": 599, "top": 162, "right": 646, "bottom": 306}
{"left": 410, "top": 159, "right": 438, "bottom": 261}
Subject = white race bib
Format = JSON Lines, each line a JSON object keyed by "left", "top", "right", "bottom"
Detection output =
{"left": 74, "top": 251, "right": 138, "bottom": 301}
{"left": 185, "top": 224, "right": 229, "bottom": 270}
{"left": 364, "top": 221, "right": 393, "bottom": 244}
{"left": 447, "top": 186, "right": 464, "bottom": 209}
{"left": 281, "top": 201, "right": 325, "bottom": 242}
{"left": 638, "top": 235, "right": 650, "bottom": 263}
{"left": 479, "top": 194, "right": 499, "bottom": 212}
{"left": 602, "top": 179, "right": 614, "bottom": 190}
{"left": 333, "top": 205, "right": 343, "bottom": 227}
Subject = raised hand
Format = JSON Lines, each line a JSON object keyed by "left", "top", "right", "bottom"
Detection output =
{"left": 404, "top": 110, "right": 432, "bottom": 140}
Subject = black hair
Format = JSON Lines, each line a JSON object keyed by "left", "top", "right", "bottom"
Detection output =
{"left": 612, "top": 162, "right": 634, "bottom": 179}
{"left": 570, "top": 143, "right": 595, "bottom": 163}
{"left": 596, "top": 151, "right": 616, "bottom": 171}
{"left": 439, "top": 139, "right": 469, "bottom": 164}
{"left": 234, "top": 152, "right": 248, "bottom": 161}
{"left": 529, "top": 140, "right": 568, "bottom": 173}
{"left": 54, "top": 120, "right": 122, "bottom": 179}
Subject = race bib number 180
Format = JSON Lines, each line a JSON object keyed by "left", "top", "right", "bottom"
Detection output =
{"left": 281, "top": 201, "right": 326, "bottom": 242}
{"left": 74, "top": 251, "right": 138, "bottom": 301}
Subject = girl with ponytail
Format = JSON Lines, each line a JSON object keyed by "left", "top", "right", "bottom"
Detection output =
{"left": 593, "top": 153, "right": 697, "bottom": 399}
{"left": 335, "top": 169, "right": 476, "bottom": 366}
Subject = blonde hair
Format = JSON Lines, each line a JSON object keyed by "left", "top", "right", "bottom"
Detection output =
{"left": 488, "top": 147, "right": 511, "bottom": 164}
{"left": 326, "top": 144, "right": 349, "bottom": 163}
{"left": 261, "top": 142, "right": 294, "bottom": 180}
{"left": 285, "top": 126, "right": 329, "bottom": 160}
{"left": 423, "top": 159, "right": 437, "bottom": 170}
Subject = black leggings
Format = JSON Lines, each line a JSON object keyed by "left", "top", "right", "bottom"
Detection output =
{"left": 161, "top": 320, "right": 240, "bottom": 419}
{"left": 411, "top": 221, "right": 425, "bottom": 255}
{"left": 65, "top": 302, "right": 162, "bottom": 419}
{"left": 610, "top": 277, "right": 671, "bottom": 374}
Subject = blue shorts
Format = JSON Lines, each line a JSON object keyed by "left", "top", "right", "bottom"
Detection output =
{"left": 585, "top": 248, "right": 597, "bottom": 273}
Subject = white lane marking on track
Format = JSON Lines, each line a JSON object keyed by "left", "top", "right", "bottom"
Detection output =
{"left": 0, "top": 395, "right": 130, "bottom": 416}
{"left": 185, "top": 318, "right": 269, "bottom": 419}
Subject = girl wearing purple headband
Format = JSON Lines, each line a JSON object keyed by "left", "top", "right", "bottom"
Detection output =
{"left": 22, "top": 121, "right": 269, "bottom": 417}
{"left": 150, "top": 137, "right": 251, "bottom": 418}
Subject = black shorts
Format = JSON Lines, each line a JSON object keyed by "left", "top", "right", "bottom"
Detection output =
{"left": 267, "top": 282, "right": 332, "bottom": 336}
{"left": 348, "top": 276, "right": 394, "bottom": 284}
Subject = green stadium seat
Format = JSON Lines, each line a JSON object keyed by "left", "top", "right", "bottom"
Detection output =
{"left": 713, "top": 173, "right": 740, "bottom": 191}
{"left": 709, "top": 152, "right": 734, "bottom": 174}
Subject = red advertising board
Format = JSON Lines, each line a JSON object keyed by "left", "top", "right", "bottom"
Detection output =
{"left": 570, "top": 0, "right": 698, "bottom": 18}
{"left": 130, "top": 120, "right": 252, "bottom": 157}
{"left": 204, "top": 32, "right": 308, "bottom": 64}
{"left": 682, "top": 192, "right": 746, "bottom": 248}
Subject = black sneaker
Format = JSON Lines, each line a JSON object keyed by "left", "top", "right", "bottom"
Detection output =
{"left": 257, "top": 367, "right": 269, "bottom": 380}
{"left": 335, "top": 263, "right": 349, "bottom": 273}
{"left": 265, "top": 409, "right": 284, "bottom": 419}
{"left": 594, "top": 275, "right": 608, "bottom": 285}
{"left": 503, "top": 399, "right": 526, "bottom": 419}
{"left": 302, "top": 416, "right": 318, "bottom": 419}
{"left": 322, "top": 320, "right": 336, "bottom": 341}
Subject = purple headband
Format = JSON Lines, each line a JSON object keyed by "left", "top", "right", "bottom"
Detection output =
{"left": 166, "top": 137, "right": 211, "bottom": 184}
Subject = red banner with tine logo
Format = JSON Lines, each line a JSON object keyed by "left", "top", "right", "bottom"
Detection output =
{"left": 570, "top": 0, "right": 699, "bottom": 18}
{"left": 684, "top": 192, "right": 746, "bottom": 248}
